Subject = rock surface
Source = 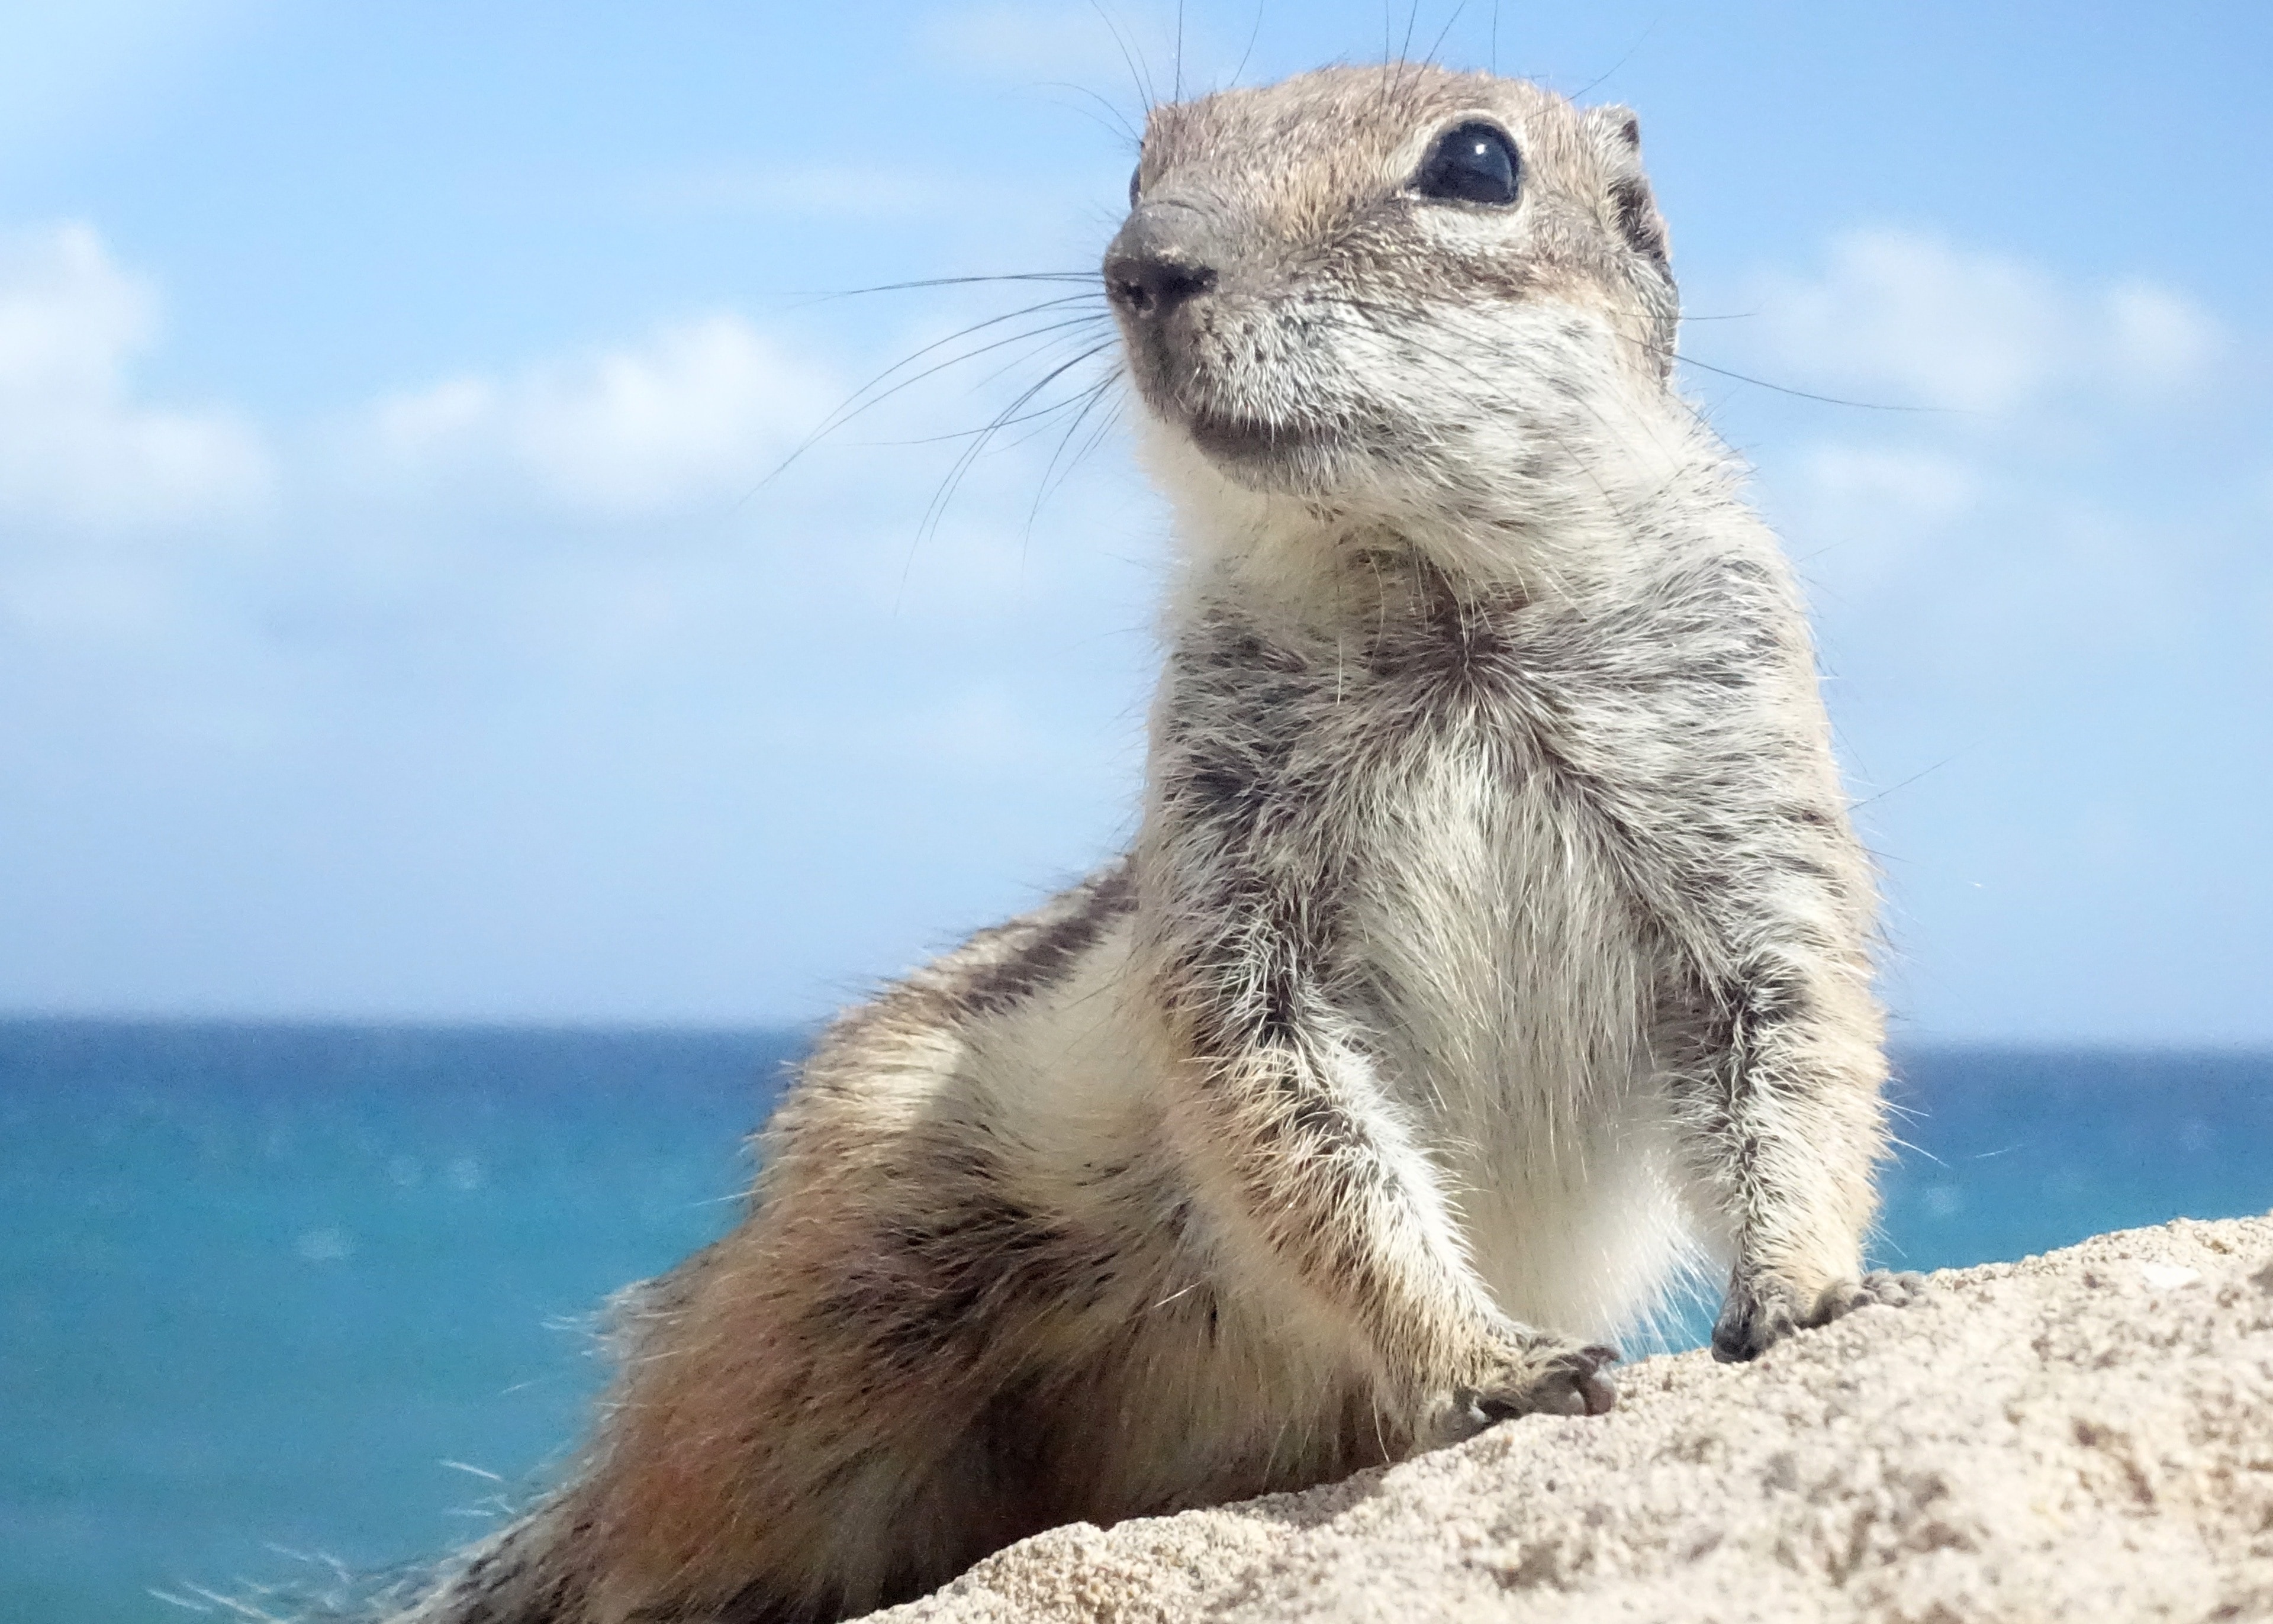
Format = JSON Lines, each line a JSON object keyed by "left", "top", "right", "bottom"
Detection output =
{"left": 865, "top": 1216, "right": 2273, "bottom": 1623}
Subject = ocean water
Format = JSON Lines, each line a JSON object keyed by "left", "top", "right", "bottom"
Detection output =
{"left": 4, "top": 1020, "right": 2268, "bottom": 1623}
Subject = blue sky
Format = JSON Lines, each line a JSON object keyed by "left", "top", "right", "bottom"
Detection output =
{"left": 1, "top": 1, "right": 2267, "bottom": 1042}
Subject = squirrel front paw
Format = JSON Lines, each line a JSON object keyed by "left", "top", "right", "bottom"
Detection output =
{"left": 1710, "top": 1268, "right": 1928, "bottom": 1364}
{"left": 1428, "top": 1335, "right": 1620, "bottom": 1446}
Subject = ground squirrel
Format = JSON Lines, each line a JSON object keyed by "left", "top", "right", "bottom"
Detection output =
{"left": 390, "top": 61, "right": 1923, "bottom": 1624}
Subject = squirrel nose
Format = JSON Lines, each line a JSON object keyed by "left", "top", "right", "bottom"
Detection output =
{"left": 1105, "top": 206, "right": 1221, "bottom": 319}
{"left": 1106, "top": 252, "right": 1217, "bottom": 317}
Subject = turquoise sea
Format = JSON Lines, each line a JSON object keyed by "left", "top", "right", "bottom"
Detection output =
{"left": 5, "top": 1019, "right": 2269, "bottom": 1623}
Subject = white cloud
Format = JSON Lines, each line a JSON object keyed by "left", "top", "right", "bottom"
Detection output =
{"left": 1713, "top": 227, "right": 2271, "bottom": 749}
{"left": 0, "top": 218, "right": 1144, "bottom": 719}
{"left": 0, "top": 221, "right": 272, "bottom": 536}
{"left": 1782, "top": 444, "right": 1981, "bottom": 597}
{"left": 362, "top": 314, "right": 838, "bottom": 523}
{"left": 1801, "top": 444, "right": 1979, "bottom": 522}
{"left": 920, "top": 2, "right": 1208, "bottom": 92}
{"left": 1723, "top": 227, "right": 2257, "bottom": 648}
{"left": 2101, "top": 281, "right": 2220, "bottom": 397}
{"left": 1744, "top": 228, "right": 2224, "bottom": 415}
{"left": 646, "top": 162, "right": 990, "bottom": 223}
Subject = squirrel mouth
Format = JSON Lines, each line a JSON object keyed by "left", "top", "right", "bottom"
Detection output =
{"left": 1182, "top": 409, "right": 1322, "bottom": 466}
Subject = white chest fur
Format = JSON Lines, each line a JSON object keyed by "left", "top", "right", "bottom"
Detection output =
{"left": 1344, "top": 713, "right": 1696, "bottom": 1341}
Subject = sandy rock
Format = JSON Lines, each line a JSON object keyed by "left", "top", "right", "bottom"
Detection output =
{"left": 865, "top": 1215, "right": 2273, "bottom": 1623}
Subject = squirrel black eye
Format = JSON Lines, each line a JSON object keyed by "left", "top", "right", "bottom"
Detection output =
{"left": 1412, "top": 121, "right": 1521, "bottom": 207}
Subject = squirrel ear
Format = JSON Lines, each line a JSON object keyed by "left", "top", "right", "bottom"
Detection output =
{"left": 1580, "top": 104, "right": 1670, "bottom": 268}
{"left": 1582, "top": 102, "right": 1643, "bottom": 153}
{"left": 1608, "top": 173, "right": 1671, "bottom": 268}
